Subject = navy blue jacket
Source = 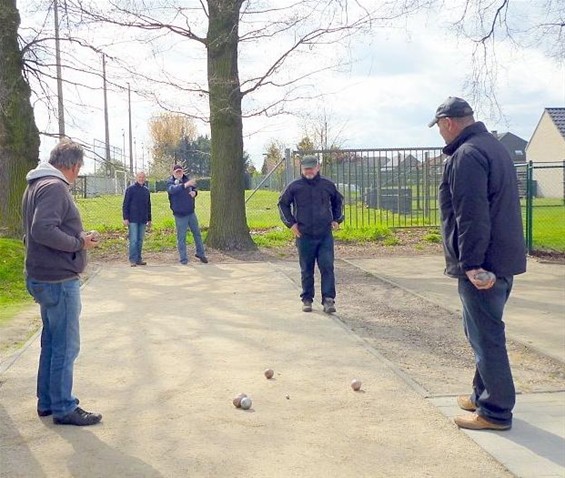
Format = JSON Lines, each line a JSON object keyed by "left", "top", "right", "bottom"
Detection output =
{"left": 166, "top": 174, "right": 198, "bottom": 216}
{"left": 122, "top": 182, "right": 151, "bottom": 224}
{"left": 278, "top": 173, "right": 344, "bottom": 237}
{"left": 439, "top": 121, "right": 526, "bottom": 278}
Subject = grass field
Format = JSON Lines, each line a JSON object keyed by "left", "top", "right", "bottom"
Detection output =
{"left": 528, "top": 203, "right": 565, "bottom": 251}
{"left": 75, "top": 190, "right": 565, "bottom": 252}
{"left": 0, "top": 239, "right": 32, "bottom": 325}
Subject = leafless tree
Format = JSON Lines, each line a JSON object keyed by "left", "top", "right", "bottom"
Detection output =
{"left": 52, "top": 0, "right": 408, "bottom": 250}
{"left": 448, "top": 0, "right": 564, "bottom": 115}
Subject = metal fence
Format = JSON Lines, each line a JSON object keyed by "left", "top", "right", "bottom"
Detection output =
{"left": 248, "top": 149, "right": 564, "bottom": 253}
{"left": 248, "top": 147, "right": 446, "bottom": 228}
{"left": 70, "top": 145, "right": 564, "bottom": 253}
{"left": 522, "top": 161, "right": 565, "bottom": 253}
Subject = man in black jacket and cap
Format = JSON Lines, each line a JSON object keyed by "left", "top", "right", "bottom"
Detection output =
{"left": 429, "top": 96, "right": 526, "bottom": 431}
{"left": 278, "top": 155, "right": 344, "bottom": 314}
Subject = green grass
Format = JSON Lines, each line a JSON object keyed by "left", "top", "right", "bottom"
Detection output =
{"left": 74, "top": 190, "right": 565, "bottom": 252}
{"left": 251, "top": 227, "right": 293, "bottom": 248}
{"left": 423, "top": 232, "right": 442, "bottom": 243}
{"left": 530, "top": 204, "right": 565, "bottom": 251}
{"left": 0, "top": 238, "right": 33, "bottom": 325}
{"left": 77, "top": 190, "right": 283, "bottom": 231}
{"left": 334, "top": 224, "right": 392, "bottom": 242}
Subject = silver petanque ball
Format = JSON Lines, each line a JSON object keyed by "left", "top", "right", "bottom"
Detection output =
{"left": 88, "top": 230, "right": 101, "bottom": 242}
{"left": 474, "top": 271, "right": 496, "bottom": 284}
{"left": 240, "top": 397, "right": 252, "bottom": 410}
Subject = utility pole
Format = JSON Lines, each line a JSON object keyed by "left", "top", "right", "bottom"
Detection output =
{"left": 128, "top": 83, "right": 133, "bottom": 174}
{"left": 102, "top": 54, "right": 111, "bottom": 163}
{"left": 122, "top": 129, "right": 126, "bottom": 166}
{"left": 54, "top": 0, "right": 65, "bottom": 137}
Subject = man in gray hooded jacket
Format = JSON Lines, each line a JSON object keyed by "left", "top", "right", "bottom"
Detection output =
{"left": 22, "top": 139, "right": 102, "bottom": 426}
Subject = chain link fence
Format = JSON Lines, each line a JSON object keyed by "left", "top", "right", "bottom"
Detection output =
{"left": 523, "top": 161, "right": 565, "bottom": 253}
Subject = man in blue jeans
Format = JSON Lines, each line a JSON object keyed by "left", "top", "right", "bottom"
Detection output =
{"left": 429, "top": 97, "right": 526, "bottom": 431}
{"left": 278, "top": 155, "right": 344, "bottom": 313}
{"left": 123, "top": 171, "right": 152, "bottom": 266}
{"left": 166, "top": 164, "right": 208, "bottom": 264}
{"left": 22, "top": 139, "right": 102, "bottom": 426}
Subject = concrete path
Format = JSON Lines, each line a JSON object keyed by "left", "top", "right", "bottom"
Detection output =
{"left": 346, "top": 257, "right": 565, "bottom": 363}
{"left": 1, "top": 262, "right": 509, "bottom": 478}
{"left": 0, "top": 258, "right": 563, "bottom": 477}
{"left": 347, "top": 256, "right": 565, "bottom": 478}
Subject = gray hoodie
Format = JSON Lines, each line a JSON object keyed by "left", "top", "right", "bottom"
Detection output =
{"left": 22, "top": 162, "right": 87, "bottom": 281}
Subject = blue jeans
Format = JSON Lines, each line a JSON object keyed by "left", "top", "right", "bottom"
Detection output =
{"left": 128, "top": 222, "right": 146, "bottom": 264}
{"left": 458, "top": 276, "right": 515, "bottom": 426}
{"left": 174, "top": 213, "right": 205, "bottom": 263}
{"left": 296, "top": 233, "right": 335, "bottom": 303}
{"left": 26, "top": 277, "right": 81, "bottom": 418}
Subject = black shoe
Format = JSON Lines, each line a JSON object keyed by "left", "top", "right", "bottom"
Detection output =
{"left": 136, "top": 260, "right": 147, "bottom": 265}
{"left": 38, "top": 398, "right": 80, "bottom": 417}
{"left": 53, "top": 407, "right": 102, "bottom": 426}
{"left": 195, "top": 254, "right": 208, "bottom": 264}
{"left": 323, "top": 298, "right": 336, "bottom": 314}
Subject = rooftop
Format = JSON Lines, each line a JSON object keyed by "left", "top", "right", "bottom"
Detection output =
{"left": 546, "top": 107, "right": 565, "bottom": 139}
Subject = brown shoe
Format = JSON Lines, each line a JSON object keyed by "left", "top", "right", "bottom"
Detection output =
{"left": 457, "top": 395, "right": 476, "bottom": 412}
{"left": 454, "top": 413, "right": 511, "bottom": 431}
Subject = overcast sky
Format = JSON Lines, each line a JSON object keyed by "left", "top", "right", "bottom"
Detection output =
{"left": 19, "top": 1, "right": 565, "bottom": 172}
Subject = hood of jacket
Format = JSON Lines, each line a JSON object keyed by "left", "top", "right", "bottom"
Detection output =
{"left": 26, "top": 162, "right": 69, "bottom": 184}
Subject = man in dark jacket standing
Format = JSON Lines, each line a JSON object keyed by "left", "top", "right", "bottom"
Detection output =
{"left": 22, "top": 139, "right": 102, "bottom": 426}
{"left": 429, "top": 97, "right": 526, "bottom": 431}
{"left": 278, "top": 155, "right": 344, "bottom": 313}
{"left": 122, "top": 171, "right": 152, "bottom": 266}
{"left": 166, "top": 164, "right": 208, "bottom": 264}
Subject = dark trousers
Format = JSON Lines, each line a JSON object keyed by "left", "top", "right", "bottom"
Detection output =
{"left": 458, "top": 276, "right": 515, "bottom": 425}
{"left": 296, "top": 233, "right": 335, "bottom": 303}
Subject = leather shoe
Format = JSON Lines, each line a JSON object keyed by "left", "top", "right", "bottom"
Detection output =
{"left": 453, "top": 413, "right": 511, "bottom": 431}
{"left": 136, "top": 260, "right": 147, "bottom": 265}
{"left": 195, "top": 254, "right": 208, "bottom": 264}
{"left": 53, "top": 407, "right": 102, "bottom": 426}
{"left": 38, "top": 398, "right": 79, "bottom": 417}
{"left": 457, "top": 395, "right": 476, "bottom": 412}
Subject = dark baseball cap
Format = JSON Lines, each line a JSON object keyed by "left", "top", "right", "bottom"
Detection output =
{"left": 428, "top": 97, "right": 474, "bottom": 127}
{"left": 300, "top": 155, "right": 319, "bottom": 168}
{"left": 172, "top": 164, "right": 183, "bottom": 171}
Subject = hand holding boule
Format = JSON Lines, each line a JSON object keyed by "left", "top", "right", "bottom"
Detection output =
{"left": 86, "top": 230, "right": 100, "bottom": 243}
{"left": 82, "top": 230, "right": 100, "bottom": 249}
{"left": 469, "top": 270, "right": 496, "bottom": 290}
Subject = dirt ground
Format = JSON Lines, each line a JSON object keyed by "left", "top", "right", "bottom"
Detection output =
{"left": 2, "top": 229, "right": 564, "bottom": 398}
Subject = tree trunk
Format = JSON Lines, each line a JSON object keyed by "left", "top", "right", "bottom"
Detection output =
{"left": 205, "top": 0, "right": 255, "bottom": 251}
{"left": 0, "top": 0, "right": 40, "bottom": 238}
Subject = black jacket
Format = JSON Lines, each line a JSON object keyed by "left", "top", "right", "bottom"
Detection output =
{"left": 439, "top": 121, "right": 526, "bottom": 278}
{"left": 122, "top": 182, "right": 152, "bottom": 223}
{"left": 166, "top": 174, "right": 198, "bottom": 216}
{"left": 278, "top": 173, "right": 344, "bottom": 237}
